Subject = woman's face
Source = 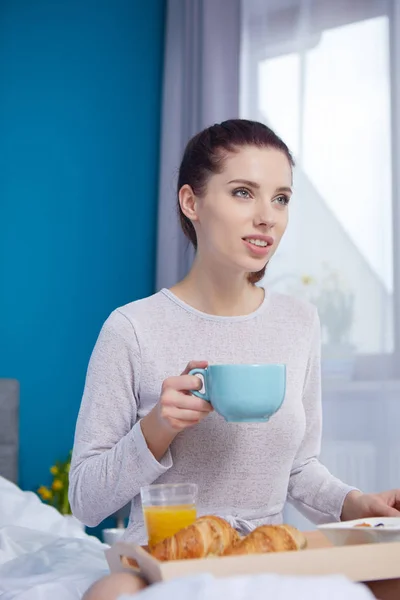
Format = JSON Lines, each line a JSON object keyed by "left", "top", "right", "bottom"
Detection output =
{"left": 181, "top": 145, "right": 292, "bottom": 277}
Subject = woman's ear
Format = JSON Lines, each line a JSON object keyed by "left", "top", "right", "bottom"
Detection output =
{"left": 178, "top": 184, "right": 199, "bottom": 223}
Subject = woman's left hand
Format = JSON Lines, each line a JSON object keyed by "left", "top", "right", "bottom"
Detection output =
{"left": 341, "top": 489, "right": 400, "bottom": 521}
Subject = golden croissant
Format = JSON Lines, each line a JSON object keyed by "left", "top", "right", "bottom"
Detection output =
{"left": 223, "top": 524, "right": 307, "bottom": 556}
{"left": 149, "top": 515, "right": 240, "bottom": 561}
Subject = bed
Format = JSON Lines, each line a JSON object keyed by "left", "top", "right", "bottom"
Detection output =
{"left": 0, "top": 378, "right": 19, "bottom": 484}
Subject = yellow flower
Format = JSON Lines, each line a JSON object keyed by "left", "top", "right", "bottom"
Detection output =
{"left": 50, "top": 465, "right": 58, "bottom": 475}
{"left": 38, "top": 486, "right": 52, "bottom": 500}
{"left": 52, "top": 479, "right": 63, "bottom": 491}
{"left": 301, "top": 275, "right": 314, "bottom": 286}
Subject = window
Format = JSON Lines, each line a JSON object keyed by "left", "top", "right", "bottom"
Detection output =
{"left": 241, "top": 1, "right": 398, "bottom": 370}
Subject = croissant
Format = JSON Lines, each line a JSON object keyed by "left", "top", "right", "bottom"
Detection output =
{"left": 150, "top": 515, "right": 240, "bottom": 561}
{"left": 223, "top": 524, "right": 307, "bottom": 556}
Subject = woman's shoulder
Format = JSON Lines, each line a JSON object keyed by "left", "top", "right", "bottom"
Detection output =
{"left": 104, "top": 288, "right": 187, "bottom": 334}
{"left": 93, "top": 291, "right": 170, "bottom": 351}
{"left": 267, "top": 290, "right": 318, "bottom": 324}
{"left": 106, "top": 290, "right": 169, "bottom": 329}
{"left": 118, "top": 290, "right": 166, "bottom": 315}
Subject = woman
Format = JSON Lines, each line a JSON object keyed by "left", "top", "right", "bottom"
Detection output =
{"left": 69, "top": 119, "right": 400, "bottom": 543}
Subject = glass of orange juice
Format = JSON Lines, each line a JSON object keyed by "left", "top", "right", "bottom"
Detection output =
{"left": 141, "top": 483, "right": 198, "bottom": 548}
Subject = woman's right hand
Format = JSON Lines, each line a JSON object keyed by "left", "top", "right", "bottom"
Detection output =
{"left": 157, "top": 360, "right": 213, "bottom": 432}
{"left": 140, "top": 361, "right": 213, "bottom": 461}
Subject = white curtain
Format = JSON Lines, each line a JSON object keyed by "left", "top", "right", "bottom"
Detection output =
{"left": 155, "top": 0, "right": 241, "bottom": 291}
{"left": 240, "top": 0, "right": 400, "bottom": 529}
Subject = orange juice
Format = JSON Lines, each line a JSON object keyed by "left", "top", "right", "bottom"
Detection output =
{"left": 143, "top": 504, "right": 197, "bottom": 547}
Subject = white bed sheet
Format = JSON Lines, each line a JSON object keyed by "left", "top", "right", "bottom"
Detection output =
{"left": 0, "top": 476, "right": 109, "bottom": 600}
{"left": 119, "top": 573, "right": 375, "bottom": 600}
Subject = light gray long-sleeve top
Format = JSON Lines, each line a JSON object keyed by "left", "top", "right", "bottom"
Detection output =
{"left": 69, "top": 288, "right": 355, "bottom": 543}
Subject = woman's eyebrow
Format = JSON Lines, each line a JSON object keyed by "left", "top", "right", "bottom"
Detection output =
{"left": 275, "top": 186, "right": 293, "bottom": 194}
{"left": 228, "top": 178, "right": 260, "bottom": 189}
{"left": 228, "top": 180, "right": 293, "bottom": 195}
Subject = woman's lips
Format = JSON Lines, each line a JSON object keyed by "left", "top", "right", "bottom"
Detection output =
{"left": 242, "top": 237, "right": 273, "bottom": 256}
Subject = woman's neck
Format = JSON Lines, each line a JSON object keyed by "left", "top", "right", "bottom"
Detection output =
{"left": 169, "top": 257, "right": 265, "bottom": 317}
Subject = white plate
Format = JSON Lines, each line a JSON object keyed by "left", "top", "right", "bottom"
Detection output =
{"left": 318, "top": 517, "right": 400, "bottom": 546}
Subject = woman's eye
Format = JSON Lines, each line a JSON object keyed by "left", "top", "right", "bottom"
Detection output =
{"left": 273, "top": 194, "right": 290, "bottom": 206}
{"left": 233, "top": 188, "right": 251, "bottom": 199}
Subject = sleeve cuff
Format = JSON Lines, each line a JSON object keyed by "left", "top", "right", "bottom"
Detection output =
{"left": 130, "top": 420, "right": 173, "bottom": 479}
{"left": 292, "top": 482, "right": 360, "bottom": 524}
{"left": 326, "top": 481, "right": 360, "bottom": 522}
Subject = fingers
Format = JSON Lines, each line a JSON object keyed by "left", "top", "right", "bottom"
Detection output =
{"left": 180, "top": 360, "right": 208, "bottom": 376}
{"left": 159, "top": 400, "right": 210, "bottom": 431}
{"left": 162, "top": 374, "right": 204, "bottom": 393}
{"left": 379, "top": 505, "right": 400, "bottom": 517}
{"left": 162, "top": 387, "right": 212, "bottom": 413}
{"left": 371, "top": 497, "right": 400, "bottom": 517}
{"left": 164, "top": 417, "right": 200, "bottom": 431}
{"left": 387, "top": 489, "right": 400, "bottom": 511}
{"left": 162, "top": 406, "right": 208, "bottom": 422}
{"left": 158, "top": 362, "right": 212, "bottom": 432}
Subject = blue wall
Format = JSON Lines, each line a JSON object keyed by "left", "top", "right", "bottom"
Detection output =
{"left": 0, "top": 0, "right": 165, "bottom": 495}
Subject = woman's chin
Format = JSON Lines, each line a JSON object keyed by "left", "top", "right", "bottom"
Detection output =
{"left": 218, "top": 253, "right": 269, "bottom": 277}
{"left": 234, "top": 260, "right": 268, "bottom": 279}
{"left": 244, "top": 257, "right": 269, "bottom": 272}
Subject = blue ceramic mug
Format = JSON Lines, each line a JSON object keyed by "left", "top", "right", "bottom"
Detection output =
{"left": 188, "top": 364, "right": 286, "bottom": 423}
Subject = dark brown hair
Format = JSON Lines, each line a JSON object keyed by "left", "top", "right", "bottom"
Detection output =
{"left": 177, "top": 119, "right": 294, "bottom": 283}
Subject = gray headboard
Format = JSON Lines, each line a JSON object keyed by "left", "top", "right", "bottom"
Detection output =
{"left": 0, "top": 379, "right": 19, "bottom": 483}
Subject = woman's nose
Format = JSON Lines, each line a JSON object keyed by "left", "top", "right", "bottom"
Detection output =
{"left": 254, "top": 203, "right": 276, "bottom": 228}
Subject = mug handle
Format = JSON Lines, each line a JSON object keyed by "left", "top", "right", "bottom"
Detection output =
{"left": 188, "top": 368, "right": 210, "bottom": 402}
